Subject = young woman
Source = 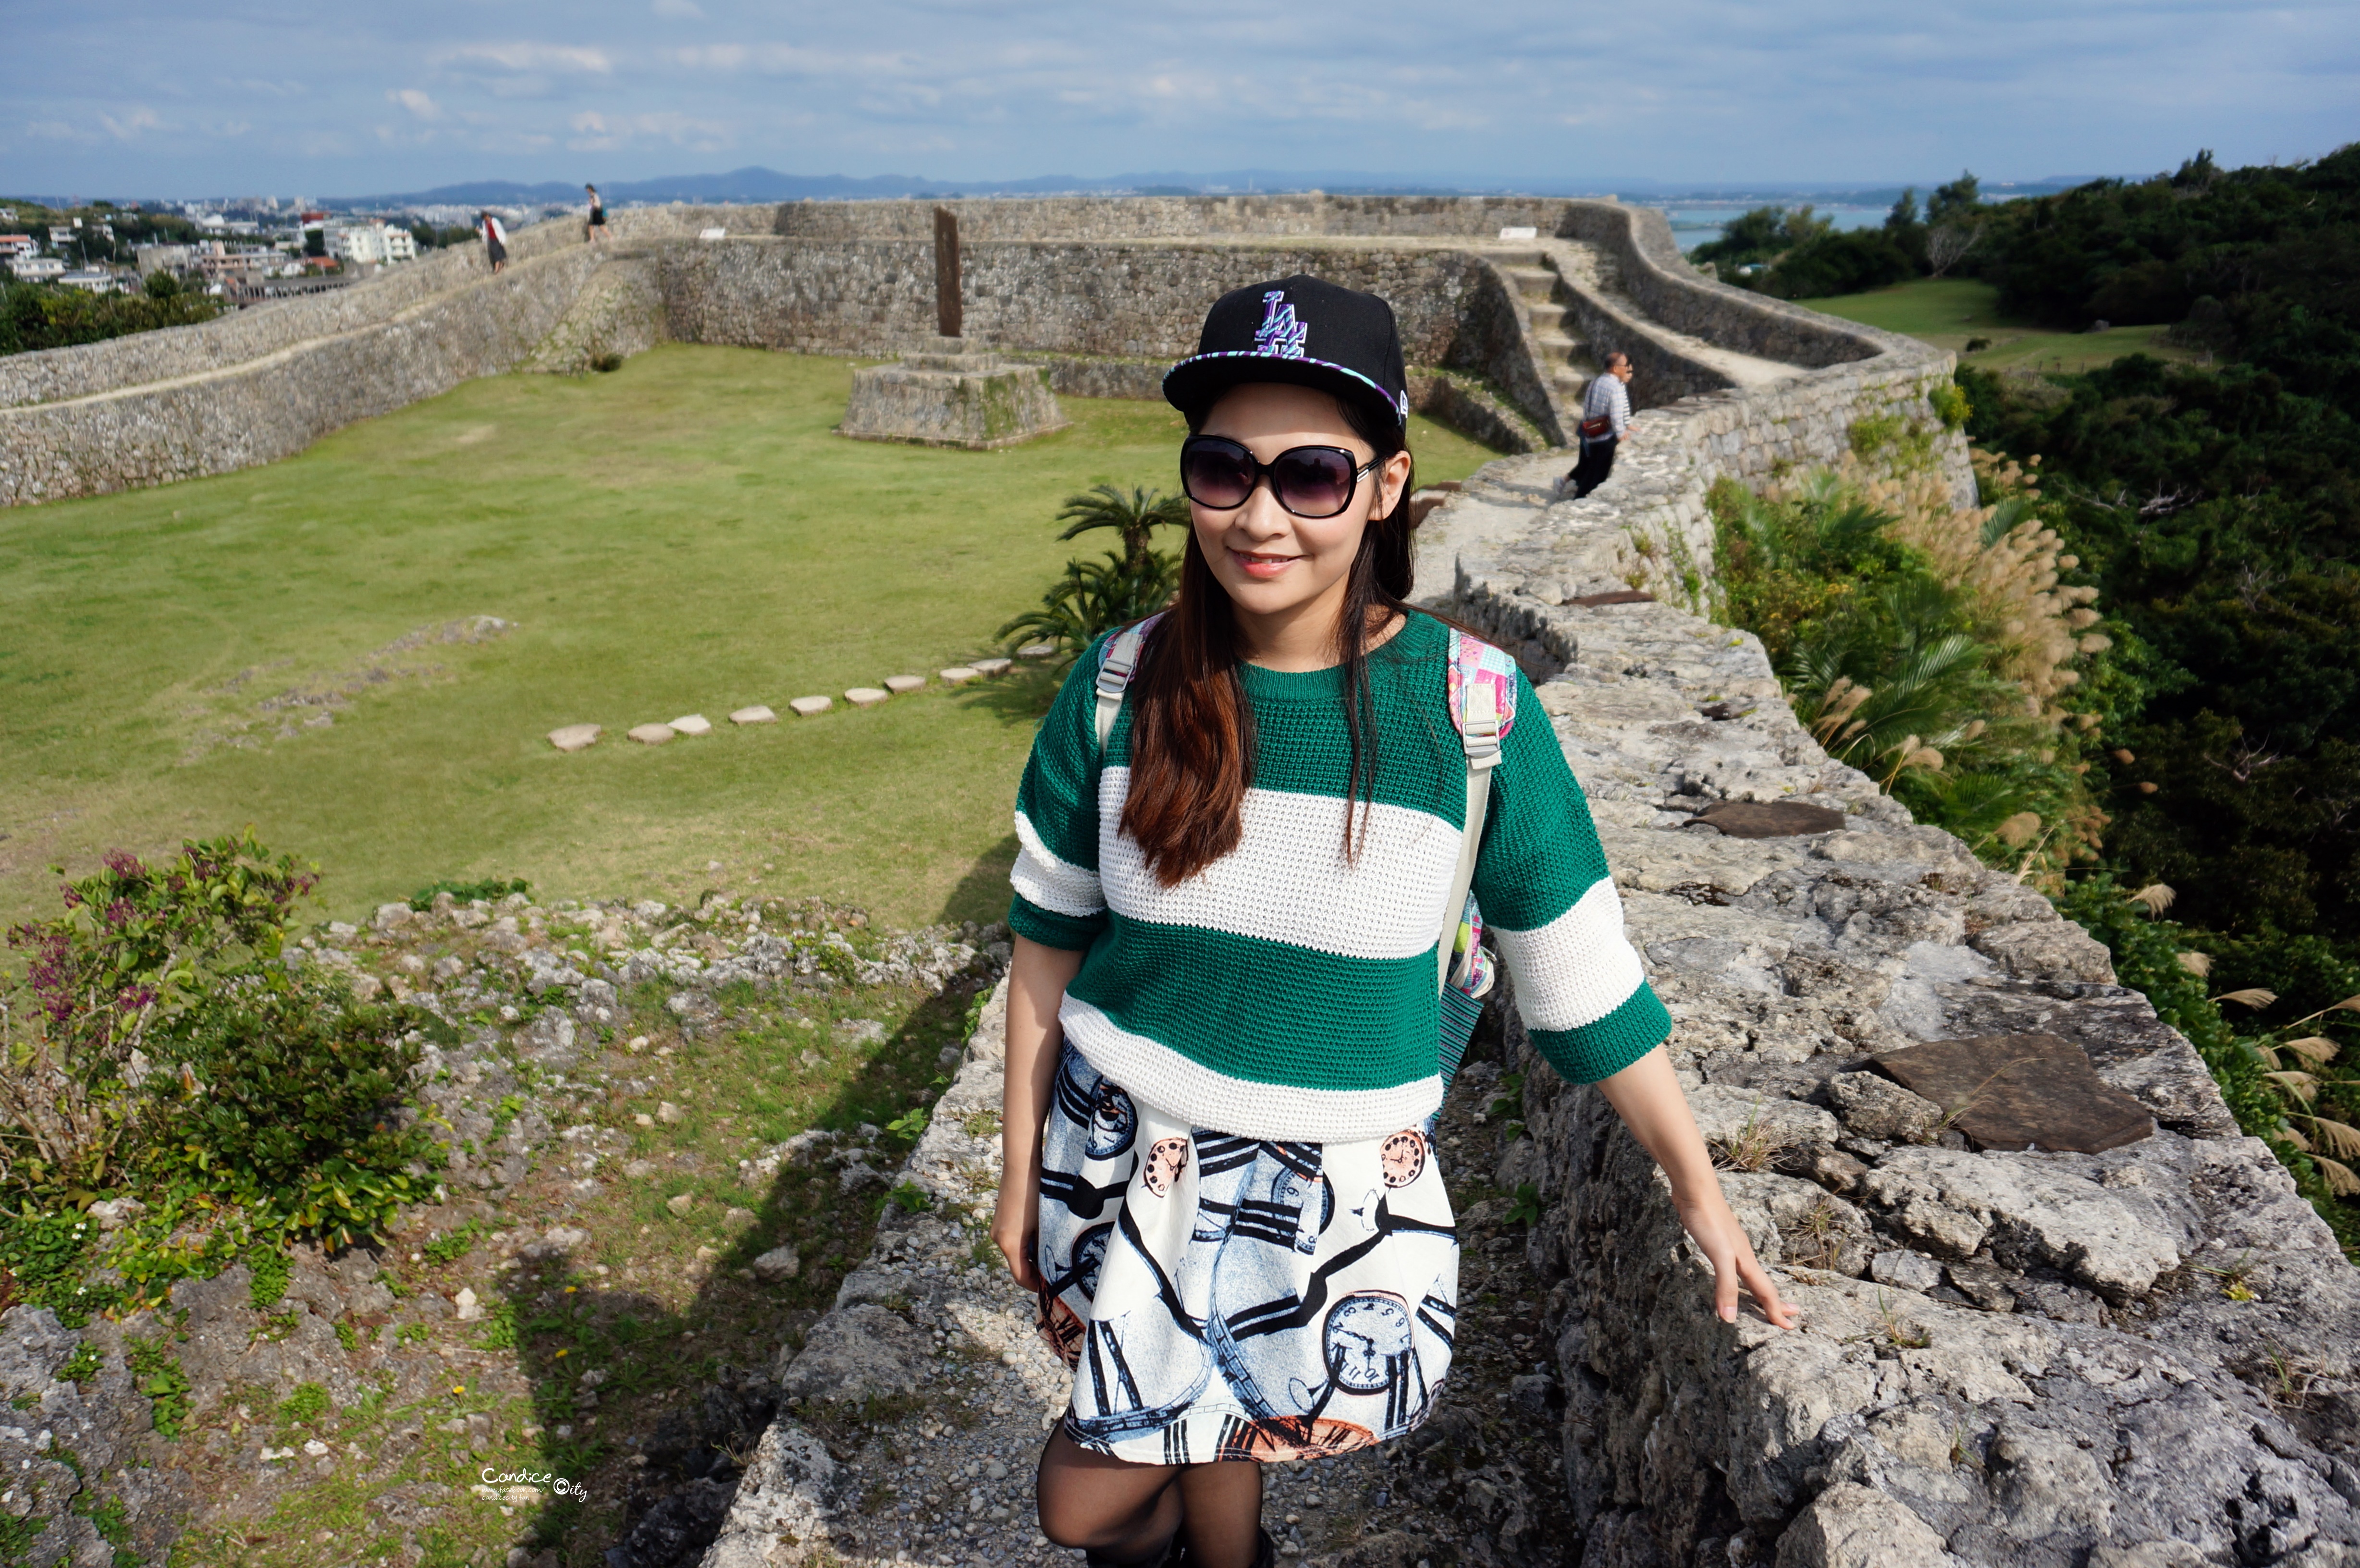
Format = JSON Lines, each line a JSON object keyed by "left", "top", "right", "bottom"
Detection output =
{"left": 993, "top": 275, "right": 1795, "bottom": 1568}
{"left": 479, "top": 210, "right": 507, "bottom": 274}
{"left": 585, "top": 184, "right": 608, "bottom": 244}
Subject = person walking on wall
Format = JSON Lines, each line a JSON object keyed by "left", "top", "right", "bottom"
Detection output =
{"left": 584, "top": 184, "right": 607, "bottom": 245}
{"left": 994, "top": 275, "right": 1795, "bottom": 1568}
{"left": 479, "top": 210, "right": 508, "bottom": 274}
{"left": 1568, "top": 351, "right": 1635, "bottom": 497}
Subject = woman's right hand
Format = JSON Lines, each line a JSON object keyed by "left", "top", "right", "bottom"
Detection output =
{"left": 993, "top": 1153, "right": 1045, "bottom": 1293}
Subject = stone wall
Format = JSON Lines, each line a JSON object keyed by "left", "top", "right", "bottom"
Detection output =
{"left": 2, "top": 194, "right": 1927, "bottom": 508}
{"left": 1413, "top": 434, "right": 2360, "bottom": 1561}
{"left": 0, "top": 241, "right": 610, "bottom": 505}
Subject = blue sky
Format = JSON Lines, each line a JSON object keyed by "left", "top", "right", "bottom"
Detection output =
{"left": 4, "top": 0, "right": 2355, "bottom": 199}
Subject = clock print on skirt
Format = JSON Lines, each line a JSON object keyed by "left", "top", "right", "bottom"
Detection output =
{"left": 1033, "top": 1042, "right": 1461, "bottom": 1464}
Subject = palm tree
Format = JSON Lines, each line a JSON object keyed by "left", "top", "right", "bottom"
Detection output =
{"left": 1056, "top": 485, "right": 1188, "bottom": 577}
{"left": 1000, "top": 487, "right": 1190, "bottom": 668}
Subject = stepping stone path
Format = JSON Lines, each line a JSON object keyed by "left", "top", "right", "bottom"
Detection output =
{"left": 545, "top": 656, "right": 1024, "bottom": 745}
{"left": 1017, "top": 642, "right": 1057, "bottom": 659}
{"left": 547, "top": 723, "right": 601, "bottom": 752}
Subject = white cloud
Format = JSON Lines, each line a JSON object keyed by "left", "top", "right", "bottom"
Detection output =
{"left": 391, "top": 88, "right": 443, "bottom": 122}
{"left": 565, "top": 108, "right": 732, "bottom": 153}
{"left": 435, "top": 42, "right": 614, "bottom": 75}
{"left": 100, "top": 108, "right": 163, "bottom": 141}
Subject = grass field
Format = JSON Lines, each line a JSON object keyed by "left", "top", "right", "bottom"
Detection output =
{"left": 1801, "top": 277, "right": 2196, "bottom": 374}
{"left": 0, "top": 344, "right": 1501, "bottom": 931}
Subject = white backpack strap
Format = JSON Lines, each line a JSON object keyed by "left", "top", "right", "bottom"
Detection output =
{"left": 1093, "top": 619, "right": 1155, "bottom": 750}
{"left": 1438, "top": 629, "right": 1512, "bottom": 992}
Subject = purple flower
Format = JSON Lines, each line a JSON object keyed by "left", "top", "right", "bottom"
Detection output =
{"left": 103, "top": 850, "right": 145, "bottom": 879}
{"left": 103, "top": 899, "right": 133, "bottom": 929}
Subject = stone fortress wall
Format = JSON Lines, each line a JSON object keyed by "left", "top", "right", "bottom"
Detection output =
{"left": 12, "top": 192, "right": 2345, "bottom": 1564}
{"left": 1, "top": 193, "right": 1915, "bottom": 508}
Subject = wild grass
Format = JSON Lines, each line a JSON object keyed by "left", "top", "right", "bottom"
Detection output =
{"left": 1710, "top": 453, "right": 2112, "bottom": 881}
{"left": 0, "top": 345, "right": 1500, "bottom": 931}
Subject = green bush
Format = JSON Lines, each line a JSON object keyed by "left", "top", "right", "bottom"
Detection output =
{"left": 0, "top": 281, "right": 220, "bottom": 357}
{"left": 0, "top": 831, "right": 439, "bottom": 1252}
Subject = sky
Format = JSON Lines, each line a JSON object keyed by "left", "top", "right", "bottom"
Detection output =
{"left": 4, "top": 0, "right": 2356, "bottom": 200}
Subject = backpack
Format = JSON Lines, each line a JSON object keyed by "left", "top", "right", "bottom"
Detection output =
{"left": 1092, "top": 614, "right": 1516, "bottom": 1088}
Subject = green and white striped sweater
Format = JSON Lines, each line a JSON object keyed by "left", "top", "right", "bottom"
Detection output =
{"left": 1009, "top": 611, "right": 1670, "bottom": 1142}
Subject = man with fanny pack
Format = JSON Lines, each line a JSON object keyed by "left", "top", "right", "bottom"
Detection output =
{"left": 1569, "top": 351, "right": 1635, "bottom": 497}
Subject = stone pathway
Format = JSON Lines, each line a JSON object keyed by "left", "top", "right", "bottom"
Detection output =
{"left": 549, "top": 648, "right": 1058, "bottom": 752}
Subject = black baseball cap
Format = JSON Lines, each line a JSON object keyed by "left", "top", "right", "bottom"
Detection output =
{"left": 1163, "top": 274, "right": 1410, "bottom": 430}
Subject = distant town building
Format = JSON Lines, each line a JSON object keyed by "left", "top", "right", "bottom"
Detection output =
{"left": 0, "top": 235, "right": 34, "bottom": 261}
{"left": 49, "top": 225, "right": 77, "bottom": 246}
{"left": 56, "top": 269, "right": 122, "bottom": 294}
{"left": 10, "top": 256, "right": 66, "bottom": 281}
{"left": 134, "top": 243, "right": 193, "bottom": 275}
{"left": 328, "top": 222, "right": 418, "bottom": 267}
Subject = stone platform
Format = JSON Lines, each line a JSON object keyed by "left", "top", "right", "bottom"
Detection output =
{"left": 836, "top": 348, "right": 1067, "bottom": 450}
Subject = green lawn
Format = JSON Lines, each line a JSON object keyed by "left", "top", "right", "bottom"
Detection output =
{"left": 0, "top": 344, "right": 1500, "bottom": 931}
{"left": 1801, "top": 277, "right": 2195, "bottom": 374}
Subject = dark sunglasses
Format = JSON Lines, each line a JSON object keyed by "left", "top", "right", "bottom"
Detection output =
{"left": 1179, "top": 435, "right": 1379, "bottom": 521}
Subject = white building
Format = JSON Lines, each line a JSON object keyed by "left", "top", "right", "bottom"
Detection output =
{"left": 134, "top": 242, "right": 193, "bottom": 275}
{"left": 0, "top": 235, "right": 33, "bottom": 261}
{"left": 9, "top": 255, "right": 65, "bottom": 281}
{"left": 56, "top": 269, "right": 122, "bottom": 294}
{"left": 326, "top": 222, "right": 418, "bottom": 267}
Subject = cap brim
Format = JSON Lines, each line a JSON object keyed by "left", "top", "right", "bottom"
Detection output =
{"left": 1163, "top": 351, "right": 1406, "bottom": 428}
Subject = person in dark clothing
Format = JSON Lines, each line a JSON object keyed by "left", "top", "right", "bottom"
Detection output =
{"left": 479, "top": 211, "right": 507, "bottom": 273}
{"left": 1568, "top": 352, "right": 1635, "bottom": 497}
{"left": 585, "top": 184, "right": 607, "bottom": 244}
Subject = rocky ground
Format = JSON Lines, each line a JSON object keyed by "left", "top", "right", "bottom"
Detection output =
{"left": 0, "top": 886, "right": 1006, "bottom": 1568}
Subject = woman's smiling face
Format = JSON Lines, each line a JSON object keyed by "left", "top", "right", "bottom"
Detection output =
{"left": 1190, "top": 383, "right": 1407, "bottom": 626}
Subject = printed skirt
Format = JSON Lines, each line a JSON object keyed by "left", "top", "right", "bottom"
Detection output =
{"left": 1034, "top": 1042, "right": 1460, "bottom": 1466}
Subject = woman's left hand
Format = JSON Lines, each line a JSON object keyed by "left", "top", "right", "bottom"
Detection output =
{"left": 1673, "top": 1188, "right": 1801, "bottom": 1328}
{"left": 1595, "top": 1044, "right": 1802, "bottom": 1330}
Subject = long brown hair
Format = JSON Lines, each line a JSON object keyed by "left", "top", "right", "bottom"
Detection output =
{"left": 1120, "top": 392, "right": 1419, "bottom": 887}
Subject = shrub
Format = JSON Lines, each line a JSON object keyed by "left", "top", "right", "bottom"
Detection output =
{"left": 0, "top": 832, "right": 439, "bottom": 1250}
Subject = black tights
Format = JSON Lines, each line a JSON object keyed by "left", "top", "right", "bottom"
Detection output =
{"left": 1035, "top": 1427, "right": 1264, "bottom": 1568}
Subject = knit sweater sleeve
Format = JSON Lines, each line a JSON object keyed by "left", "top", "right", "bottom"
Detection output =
{"left": 1007, "top": 639, "right": 1113, "bottom": 951}
{"left": 1470, "top": 670, "right": 1671, "bottom": 1083}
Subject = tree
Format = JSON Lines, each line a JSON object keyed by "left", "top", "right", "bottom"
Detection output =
{"left": 1000, "top": 486, "right": 1190, "bottom": 667}
{"left": 1929, "top": 170, "right": 1982, "bottom": 226}
{"left": 142, "top": 269, "right": 181, "bottom": 300}
{"left": 1926, "top": 222, "right": 1983, "bottom": 278}
{"left": 1054, "top": 484, "right": 1189, "bottom": 578}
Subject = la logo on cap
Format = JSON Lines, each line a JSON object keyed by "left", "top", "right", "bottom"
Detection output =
{"left": 1254, "top": 291, "right": 1307, "bottom": 360}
